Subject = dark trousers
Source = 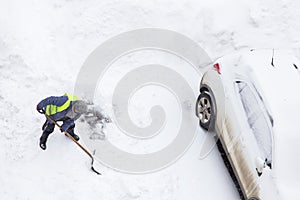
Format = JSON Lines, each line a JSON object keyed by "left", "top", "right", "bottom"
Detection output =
{"left": 40, "top": 120, "right": 75, "bottom": 144}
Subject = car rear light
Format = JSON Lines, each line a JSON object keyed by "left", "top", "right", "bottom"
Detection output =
{"left": 214, "top": 63, "right": 221, "bottom": 74}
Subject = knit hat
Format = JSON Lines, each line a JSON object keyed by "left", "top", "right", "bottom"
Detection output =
{"left": 73, "top": 100, "right": 88, "bottom": 114}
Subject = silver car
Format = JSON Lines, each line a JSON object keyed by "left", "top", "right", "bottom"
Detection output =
{"left": 195, "top": 50, "right": 280, "bottom": 200}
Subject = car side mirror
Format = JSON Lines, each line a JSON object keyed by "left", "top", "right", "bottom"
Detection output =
{"left": 255, "top": 157, "right": 266, "bottom": 177}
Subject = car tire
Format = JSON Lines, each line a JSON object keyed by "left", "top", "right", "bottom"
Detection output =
{"left": 196, "top": 91, "right": 214, "bottom": 130}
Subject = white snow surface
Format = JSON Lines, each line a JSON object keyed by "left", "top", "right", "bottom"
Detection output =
{"left": 0, "top": 0, "right": 300, "bottom": 199}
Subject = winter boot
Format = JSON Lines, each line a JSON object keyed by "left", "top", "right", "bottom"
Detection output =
{"left": 65, "top": 132, "right": 80, "bottom": 141}
{"left": 39, "top": 132, "right": 49, "bottom": 150}
{"left": 39, "top": 121, "right": 54, "bottom": 150}
{"left": 40, "top": 142, "right": 46, "bottom": 150}
{"left": 71, "top": 133, "right": 80, "bottom": 141}
{"left": 66, "top": 128, "right": 80, "bottom": 141}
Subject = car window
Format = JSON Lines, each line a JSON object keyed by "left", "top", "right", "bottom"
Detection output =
{"left": 235, "top": 81, "right": 273, "bottom": 163}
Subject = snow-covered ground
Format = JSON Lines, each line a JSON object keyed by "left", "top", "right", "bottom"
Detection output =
{"left": 0, "top": 0, "right": 300, "bottom": 199}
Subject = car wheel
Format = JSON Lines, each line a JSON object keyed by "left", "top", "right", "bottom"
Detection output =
{"left": 196, "top": 92, "right": 214, "bottom": 130}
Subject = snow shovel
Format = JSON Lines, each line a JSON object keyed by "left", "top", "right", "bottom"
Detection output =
{"left": 44, "top": 114, "right": 101, "bottom": 175}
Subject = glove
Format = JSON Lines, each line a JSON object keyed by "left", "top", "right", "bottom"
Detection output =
{"left": 36, "top": 105, "right": 45, "bottom": 114}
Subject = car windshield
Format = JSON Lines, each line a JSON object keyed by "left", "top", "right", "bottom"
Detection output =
{"left": 235, "top": 81, "right": 273, "bottom": 163}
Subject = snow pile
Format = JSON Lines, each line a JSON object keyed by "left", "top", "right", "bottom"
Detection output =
{"left": 0, "top": 0, "right": 300, "bottom": 199}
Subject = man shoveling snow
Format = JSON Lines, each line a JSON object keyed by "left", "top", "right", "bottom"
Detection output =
{"left": 36, "top": 94, "right": 88, "bottom": 150}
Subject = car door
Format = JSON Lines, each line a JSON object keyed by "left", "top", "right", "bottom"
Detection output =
{"left": 235, "top": 80, "right": 274, "bottom": 168}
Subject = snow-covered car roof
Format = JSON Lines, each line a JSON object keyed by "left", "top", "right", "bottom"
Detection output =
{"left": 221, "top": 49, "right": 300, "bottom": 199}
